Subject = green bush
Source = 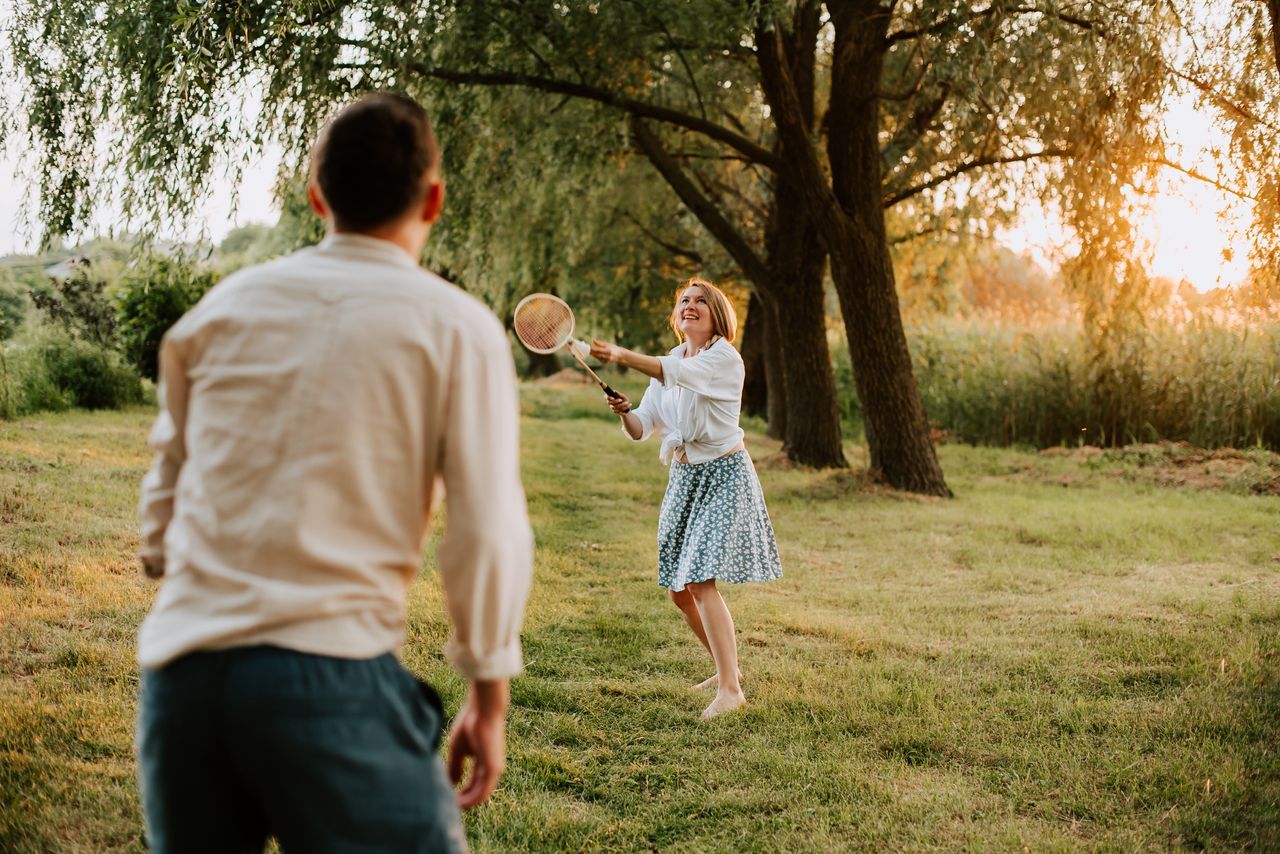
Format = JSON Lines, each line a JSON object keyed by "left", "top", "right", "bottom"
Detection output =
{"left": 28, "top": 264, "right": 119, "bottom": 349}
{"left": 0, "top": 344, "right": 69, "bottom": 418}
{"left": 0, "top": 278, "right": 27, "bottom": 341}
{"left": 115, "top": 257, "right": 216, "bottom": 381}
{"left": 0, "top": 333, "right": 143, "bottom": 417}
{"left": 38, "top": 335, "right": 144, "bottom": 410}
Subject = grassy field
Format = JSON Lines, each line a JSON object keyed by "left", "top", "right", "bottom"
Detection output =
{"left": 2, "top": 382, "right": 1278, "bottom": 852}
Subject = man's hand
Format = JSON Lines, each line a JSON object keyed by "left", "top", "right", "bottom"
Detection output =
{"left": 446, "top": 679, "right": 509, "bottom": 810}
{"left": 139, "top": 553, "right": 165, "bottom": 579}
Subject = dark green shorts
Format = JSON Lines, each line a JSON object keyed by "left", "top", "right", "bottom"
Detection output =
{"left": 136, "top": 646, "right": 465, "bottom": 853}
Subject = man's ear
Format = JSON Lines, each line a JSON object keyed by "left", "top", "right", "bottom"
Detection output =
{"left": 307, "top": 180, "right": 329, "bottom": 219}
{"left": 421, "top": 180, "right": 445, "bottom": 224}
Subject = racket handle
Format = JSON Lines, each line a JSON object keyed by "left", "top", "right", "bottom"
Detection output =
{"left": 603, "top": 383, "right": 619, "bottom": 398}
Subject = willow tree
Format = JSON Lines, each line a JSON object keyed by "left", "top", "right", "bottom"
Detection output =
{"left": 6, "top": 1, "right": 1267, "bottom": 492}
{"left": 1170, "top": 1, "right": 1279, "bottom": 301}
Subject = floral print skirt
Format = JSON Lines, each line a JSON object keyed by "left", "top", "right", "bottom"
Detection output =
{"left": 657, "top": 450, "right": 782, "bottom": 592}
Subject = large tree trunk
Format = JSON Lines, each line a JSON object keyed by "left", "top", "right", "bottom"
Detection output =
{"left": 765, "top": 178, "right": 845, "bottom": 467}
{"left": 745, "top": 0, "right": 844, "bottom": 467}
{"left": 825, "top": 3, "right": 949, "bottom": 495}
{"left": 740, "top": 291, "right": 768, "bottom": 419}
{"left": 522, "top": 345, "right": 562, "bottom": 378}
{"left": 753, "top": 292, "right": 790, "bottom": 441}
{"left": 756, "top": 1, "right": 950, "bottom": 495}
{"left": 739, "top": 291, "right": 790, "bottom": 442}
{"left": 758, "top": 297, "right": 788, "bottom": 441}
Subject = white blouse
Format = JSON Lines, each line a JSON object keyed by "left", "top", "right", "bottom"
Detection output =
{"left": 626, "top": 337, "right": 746, "bottom": 464}
{"left": 137, "top": 235, "right": 533, "bottom": 679}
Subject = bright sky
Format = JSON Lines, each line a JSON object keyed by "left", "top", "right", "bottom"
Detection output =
{"left": 0, "top": 146, "right": 282, "bottom": 255}
{"left": 1000, "top": 90, "right": 1255, "bottom": 291}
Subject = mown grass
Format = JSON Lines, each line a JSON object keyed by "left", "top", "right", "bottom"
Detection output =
{"left": 2, "top": 385, "right": 1278, "bottom": 852}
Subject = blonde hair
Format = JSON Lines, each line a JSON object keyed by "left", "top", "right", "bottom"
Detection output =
{"left": 669, "top": 277, "right": 738, "bottom": 344}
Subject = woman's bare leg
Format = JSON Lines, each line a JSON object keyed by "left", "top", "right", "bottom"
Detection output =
{"left": 686, "top": 580, "right": 746, "bottom": 719}
{"left": 669, "top": 588, "right": 712, "bottom": 657}
{"left": 670, "top": 588, "right": 742, "bottom": 690}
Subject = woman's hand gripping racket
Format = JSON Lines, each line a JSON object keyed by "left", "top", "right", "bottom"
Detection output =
{"left": 512, "top": 293, "right": 622, "bottom": 400}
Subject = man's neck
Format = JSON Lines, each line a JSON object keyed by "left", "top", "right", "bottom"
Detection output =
{"left": 333, "top": 224, "right": 428, "bottom": 262}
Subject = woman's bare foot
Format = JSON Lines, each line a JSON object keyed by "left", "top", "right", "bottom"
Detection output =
{"left": 690, "top": 670, "right": 744, "bottom": 692}
{"left": 701, "top": 688, "right": 746, "bottom": 720}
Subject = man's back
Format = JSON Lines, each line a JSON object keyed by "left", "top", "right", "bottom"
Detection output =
{"left": 139, "top": 233, "right": 531, "bottom": 674}
{"left": 136, "top": 94, "right": 528, "bottom": 852}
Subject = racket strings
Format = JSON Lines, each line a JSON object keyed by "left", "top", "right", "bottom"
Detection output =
{"left": 514, "top": 298, "right": 574, "bottom": 352}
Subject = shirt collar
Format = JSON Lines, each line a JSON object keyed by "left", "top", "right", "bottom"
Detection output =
{"left": 317, "top": 233, "right": 421, "bottom": 270}
{"left": 683, "top": 335, "right": 721, "bottom": 356}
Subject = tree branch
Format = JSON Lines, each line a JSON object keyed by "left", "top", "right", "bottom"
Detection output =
{"left": 885, "top": 4, "right": 1098, "bottom": 46}
{"left": 622, "top": 212, "right": 704, "bottom": 265}
{"left": 889, "top": 222, "right": 964, "bottom": 245}
{"left": 630, "top": 117, "right": 771, "bottom": 288}
{"left": 1165, "top": 64, "right": 1279, "bottom": 131}
{"left": 880, "top": 82, "right": 951, "bottom": 172}
{"left": 755, "top": 19, "right": 841, "bottom": 217}
{"left": 478, "top": 6, "right": 558, "bottom": 79}
{"left": 883, "top": 147, "right": 1073, "bottom": 207}
{"left": 668, "top": 150, "right": 758, "bottom": 163}
{"left": 625, "top": 0, "right": 708, "bottom": 120}
{"left": 1155, "top": 157, "right": 1261, "bottom": 203}
{"left": 700, "top": 172, "right": 769, "bottom": 222}
{"left": 404, "top": 62, "right": 782, "bottom": 169}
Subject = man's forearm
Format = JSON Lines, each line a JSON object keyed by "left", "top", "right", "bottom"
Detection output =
{"left": 469, "top": 679, "right": 510, "bottom": 718}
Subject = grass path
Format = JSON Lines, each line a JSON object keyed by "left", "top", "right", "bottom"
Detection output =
{"left": 2, "top": 388, "right": 1278, "bottom": 851}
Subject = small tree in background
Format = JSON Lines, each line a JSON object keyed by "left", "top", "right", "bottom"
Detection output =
{"left": 28, "top": 260, "right": 118, "bottom": 349}
{"left": 115, "top": 255, "right": 216, "bottom": 381}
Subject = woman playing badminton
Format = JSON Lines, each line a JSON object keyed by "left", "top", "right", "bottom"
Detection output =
{"left": 589, "top": 278, "right": 781, "bottom": 720}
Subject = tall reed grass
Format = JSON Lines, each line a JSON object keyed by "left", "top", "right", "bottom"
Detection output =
{"left": 834, "top": 318, "right": 1280, "bottom": 450}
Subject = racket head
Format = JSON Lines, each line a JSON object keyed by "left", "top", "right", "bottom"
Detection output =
{"left": 513, "top": 293, "right": 575, "bottom": 354}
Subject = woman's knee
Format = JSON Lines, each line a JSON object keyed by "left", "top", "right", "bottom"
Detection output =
{"left": 668, "top": 588, "right": 695, "bottom": 610}
{"left": 685, "top": 580, "right": 716, "bottom": 603}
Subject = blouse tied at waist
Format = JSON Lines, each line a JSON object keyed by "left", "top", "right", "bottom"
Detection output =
{"left": 625, "top": 338, "right": 746, "bottom": 464}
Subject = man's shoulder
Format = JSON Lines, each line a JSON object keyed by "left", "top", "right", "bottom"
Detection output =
{"left": 191, "top": 249, "right": 309, "bottom": 303}
{"left": 416, "top": 271, "right": 507, "bottom": 344}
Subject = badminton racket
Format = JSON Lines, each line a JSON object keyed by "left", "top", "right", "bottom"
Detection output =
{"left": 512, "top": 293, "right": 621, "bottom": 398}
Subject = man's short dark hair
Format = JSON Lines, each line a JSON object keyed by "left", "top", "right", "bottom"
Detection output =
{"left": 312, "top": 93, "right": 440, "bottom": 232}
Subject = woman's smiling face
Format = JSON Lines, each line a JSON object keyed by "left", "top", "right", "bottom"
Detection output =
{"left": 676, "top": 285, "right": 714, "bottom": 340}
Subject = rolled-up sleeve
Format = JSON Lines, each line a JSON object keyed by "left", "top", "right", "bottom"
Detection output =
{"left": 437, "top": 318, "right": 534, "bottom": 680}
{"left": 138, "top": 331, "right": 190, "bottom": 572}
{"left": 624, "top": 381, "right": 663, "bottom": 442}
{"left": 657, "top": 343, "right": 743, "bottom": 401}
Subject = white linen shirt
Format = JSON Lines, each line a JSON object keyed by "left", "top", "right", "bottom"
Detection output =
{"left": 626, "top": 337, "right": 746, "bottom": 464}
{"left": 137, "top": 234, "right": 534, "bottom": 679}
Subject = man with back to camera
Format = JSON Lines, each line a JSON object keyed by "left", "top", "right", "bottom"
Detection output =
{"left": 134, "top": 93, "right": 533, "bottom": 852}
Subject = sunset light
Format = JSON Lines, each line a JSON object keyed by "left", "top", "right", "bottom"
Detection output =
{"left": 1002, "top": 93, "right": 1256, "bottom": 293}
{"left": 1136, "top": 91, "right": 1256, "bottom": 292}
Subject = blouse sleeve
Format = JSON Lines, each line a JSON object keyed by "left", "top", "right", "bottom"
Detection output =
{"left": 656, "top": 341, "right": 743, "bottom": 402}
{"left": 624, "top": 379, "right": 665, "bottom": 442}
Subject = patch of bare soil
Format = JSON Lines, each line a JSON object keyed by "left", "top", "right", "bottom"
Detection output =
{"left": 1036, "top": 441, "right": 1280, "bottom": 494}
{"left": 530, "top": 368, "right": 594, "bottom": 386}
